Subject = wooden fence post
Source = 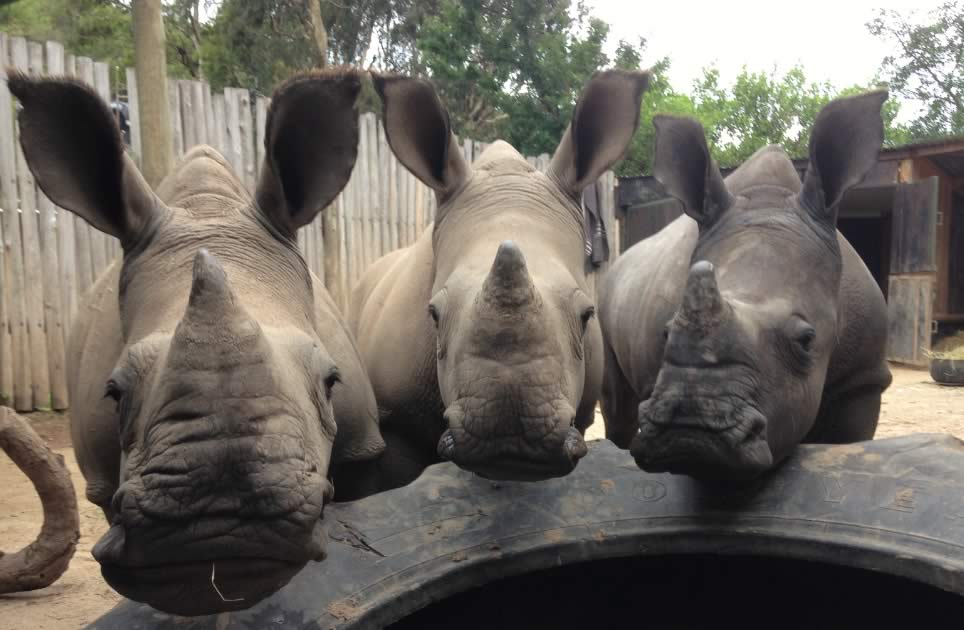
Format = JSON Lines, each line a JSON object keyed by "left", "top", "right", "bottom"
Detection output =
{"left": 0, "top": 32, "right": 21, "bottom": 407}
{"left": 30, "top": 41, "right": 68, "bottom": 410}
{"left": 11, "top": 37, "right": 50, "bottom": 410}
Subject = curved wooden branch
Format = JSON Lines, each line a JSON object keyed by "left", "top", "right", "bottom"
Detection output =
{"left": 0, "top": 407, "right": 79, "bottom": 593}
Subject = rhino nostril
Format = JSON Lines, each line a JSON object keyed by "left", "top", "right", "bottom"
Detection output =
{"left": 437, "top": 429, "right": 456, "bottom": 460}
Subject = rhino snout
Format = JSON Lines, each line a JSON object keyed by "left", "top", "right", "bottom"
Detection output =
{"left": 437, "top": 402, "right": 586, "bottom": 481}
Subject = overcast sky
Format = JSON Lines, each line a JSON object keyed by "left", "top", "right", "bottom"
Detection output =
{"left": 586, "top": 0, "right": 940, "bottom": 121}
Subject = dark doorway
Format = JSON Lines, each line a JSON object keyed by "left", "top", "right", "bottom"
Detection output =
{"left": 949, "top": 192, "right": 964, "bottom": 315}
{"left": 390, "top": 554, "right": 964, "bottom": 629}
{"left": 838, "top": 215, "right": 890, "bottom": 296}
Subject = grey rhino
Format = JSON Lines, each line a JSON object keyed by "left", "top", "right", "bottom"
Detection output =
{"left": 598, "top": 90, "right": 893, "bottom": 481}
{"left": 349, "top": 70, "right": 651, "bottom": 492}
{"left": 8, "top": 69, "right": 384, "bottom": 616}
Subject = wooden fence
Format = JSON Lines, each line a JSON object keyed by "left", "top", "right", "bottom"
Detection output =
{"left": 0, "top": 33, "right": 617, "bottom": 411}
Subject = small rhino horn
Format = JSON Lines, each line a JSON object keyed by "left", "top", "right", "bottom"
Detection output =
{"left": 480, "top": 241, "right": 537, "bottom": 309}
{"left": 182, "top": 249, "right": 244, "bottom": 326}
{"left": 677, "top": 261, "right": 725, "bottom": 333}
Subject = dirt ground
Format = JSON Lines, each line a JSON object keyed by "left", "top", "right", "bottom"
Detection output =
{"left": 0, "top": 364, "right": 961, "bottom": 629}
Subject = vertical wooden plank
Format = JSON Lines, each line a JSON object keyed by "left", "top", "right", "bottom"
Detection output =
{"left": 93, "top": 61, "right": 110, "bottom": 100}
{"left": 297, "top": 223, "right": 307, "bottom": 266}
{"left": 0, "top": 32, "right": 17, "bottom": 405}
{"left": 413, "top": 174, "right": 424, "bottom": 238}
{"left": 72, "top": 58, "right": 96, "bottom": 296}
{"left": 0, "top": 200, "right": 10, "bottom": 405}
{"left": 239, "top": 89, "right": 256, "bottom": 194}
{"left": 224, "top": 88, "right": 242, "bottom": 181}
{"left": 192, "top": 80, "right": 207, "bottom": 146}
{"left": 376, "top": 119, "right": 388, "bottom": 258}
{"left": 125, "top": 68, "right": 142, "bottom": 168}
{"left": 34, "top": 40, "right": 68, "bottom": 409}
{"left": 315, "top": 214, "right": 325, "bottom": 284}
{"left": 92, "top": 61, "right": 114, "bottom": 275}
{"left": 324, "top": 189, "right": 343, "bottom": 309}
{"left": 368, "top": 113, "right": 379, "bottom": 263}
{"left": 334, "top": 194, "right": 348, "bottom": 312}
{"left": 212, "top": 93, "right": 226, "bottom": 156}
{"left": 255, "top": 96, "right": 268, "bottom": 181}
{"left": 203, "top": 81, "right": 215, "bottom": 150}
{"left": 168, "top": 79, "right": 184, "bottom": 159}
{"left": 343, "top": 169, "right": 355, "bottom": 291}
{"left": 12, "top": 37, "right": 49, "bottom": 409}
{"left": 180, "top": 80, "right": 197, "bottom": 151}
{"left": 355, "top": 114, "right": 369, "bottom": 272}
{"left": 78, "top": 59, "right": 109, "bottom": 280}
{"left": 388, "top": 151, "right": 399, "bottom": 251}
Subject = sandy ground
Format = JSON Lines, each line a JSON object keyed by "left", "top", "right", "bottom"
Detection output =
{"left": 0, "top": 364, "right": 961, "bottom": 629}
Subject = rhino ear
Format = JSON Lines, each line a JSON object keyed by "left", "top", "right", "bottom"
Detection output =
{"left": 798, "top": 90, "right": 887, "bottom": 224}
{"left": 372, "top": 72, "right": 469, "bottom": 202}
{"left": 256, "top": 68, "right": 362, "bottom": 235}
{"left": 7, "top": 71, "right": 159, "bottom": 241}
{"left": 651, "top": 115, "right": 732, "bottom": 227}
{"left": 549, "top": 69, "right": 651, "bottom": 197}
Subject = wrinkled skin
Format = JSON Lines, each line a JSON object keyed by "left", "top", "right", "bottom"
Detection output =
{"left": 348, "top": 70, "right": 651, "bottom": 493}
{"left": 9, "top": 69, "right": 384, "bottom": 616}
{"left": 599, "top": 90, "right": 894, "bottom": 481}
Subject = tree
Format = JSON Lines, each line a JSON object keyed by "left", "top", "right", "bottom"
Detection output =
{"left": 868, "top": 3, "right": 964, "bottom": 140}
{"left": 417, "top": 0, "right": 647, "bottom": 155}
{"left": 132, "top": 0, "right": 174, "bottom": 187}
{"left": 0, "top": 0, "right": 202, "bottom": 82}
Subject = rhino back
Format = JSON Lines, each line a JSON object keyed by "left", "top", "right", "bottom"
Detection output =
{"left": 351, "top": 228, "right": 444, "bottom": 442}
{"left": 311, "top": 272, "right": 384, "bottom": 464}
{"left": 66, "top": 260, "right": 123, "bottom": 508}
{"left": 600, "top": 215, "right": 697, "bottom": 399}
{"left": 827, "top": 232, "right": 893, "bottom": 393}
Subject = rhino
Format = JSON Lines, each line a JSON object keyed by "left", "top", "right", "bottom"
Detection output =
{"left": 348, "top": 69, "right": 650, "bottom": 493}
{"left": 8, "top": 69, "right": 384, "bottom": 616}
{"left": 598, "top": 90, "right": 893, "bottom": 481}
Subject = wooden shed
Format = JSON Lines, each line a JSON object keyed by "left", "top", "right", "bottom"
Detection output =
{"left": 615, "top": 138, "right": 964, "bottom": 366}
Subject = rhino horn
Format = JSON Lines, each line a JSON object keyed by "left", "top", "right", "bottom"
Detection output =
{"left": 677, "top": 261, "right": 725, "bottom": 334}
{"left": 179, "top": 249, "right": 257, "bottom": 334}
{"left": 479, "top": 241, "right": 539, "bottom": 309}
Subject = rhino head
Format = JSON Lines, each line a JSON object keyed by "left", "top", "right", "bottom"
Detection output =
{"left": 631, "top": 90, "right": 888, "bottom": 480}
{"left": 10, "top": 70, "right": 372, "bottom": 614}
{"left": 375, "top": 70, "right": 650, "bottom": 480}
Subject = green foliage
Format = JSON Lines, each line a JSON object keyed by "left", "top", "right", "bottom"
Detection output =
{"left": 418, "top": 0, "right": 647, "bottom": 156}
{"left": 868, "top": 2, "right": 964, "bottom": 140}
{"left": 617, "top": 63, "right": 911, "bottom": 176}
{"left": 0, "top": 0, "right": 201, "bottom": 87}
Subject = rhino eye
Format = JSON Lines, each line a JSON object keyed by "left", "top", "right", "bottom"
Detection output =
{"left": 579, "top": 305, "right": 595, "bottom": 332}
{"left": 795, "top": 327, "right": 816, "bottom": 353}
{"left": 104, "top": 379, "right": 122, "bottom": 402}
{"left": 323, "top": 368, "right": 341, "bottom": 400}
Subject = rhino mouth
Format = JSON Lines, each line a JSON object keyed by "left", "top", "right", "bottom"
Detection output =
{"left": 437, "top": 426, "right": 588, "bottom": 482}
{"left": 94, "top": 518, "right": 328, "bottom": 616}
{"left": 630, "top": 379, "right": 772, "bottom": 480}
{"left": 100, "top": 556, "right": 305, "bottom": 616}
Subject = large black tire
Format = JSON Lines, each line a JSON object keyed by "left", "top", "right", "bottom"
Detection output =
{"left": 89, "top": 435, "right": 964, "bottom": 629}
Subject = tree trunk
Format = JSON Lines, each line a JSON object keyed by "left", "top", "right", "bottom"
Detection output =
{"left": 133, "top": 0, "right": 175, "bottom": 188}
{"left": 0, "top": 407, "right": 79, "bottom": 593}
{"left": 308, "top": 0, "right": 329, "bottom": 67}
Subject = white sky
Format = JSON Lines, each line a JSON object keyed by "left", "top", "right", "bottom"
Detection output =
{"left": 586, "top": 0, "right": 940, "bottom": 121}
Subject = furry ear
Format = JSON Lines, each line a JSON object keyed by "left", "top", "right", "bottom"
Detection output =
{"left": 372, "top": 72, "right": 469, "bottom": 202}
{"left": 651, "top": 115, "right": 732, "bottom": 227}
{"left": 255, "top": 68, "right": 363, "bottom": 234}
{"left": 8, "top": 71, "right": 159, "bottom": 240}
{"left": 798, "top": 90, "right": 888, "bottom": 224}
{"left": 549, "top": 69, "right": 652, "bottom": 197}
